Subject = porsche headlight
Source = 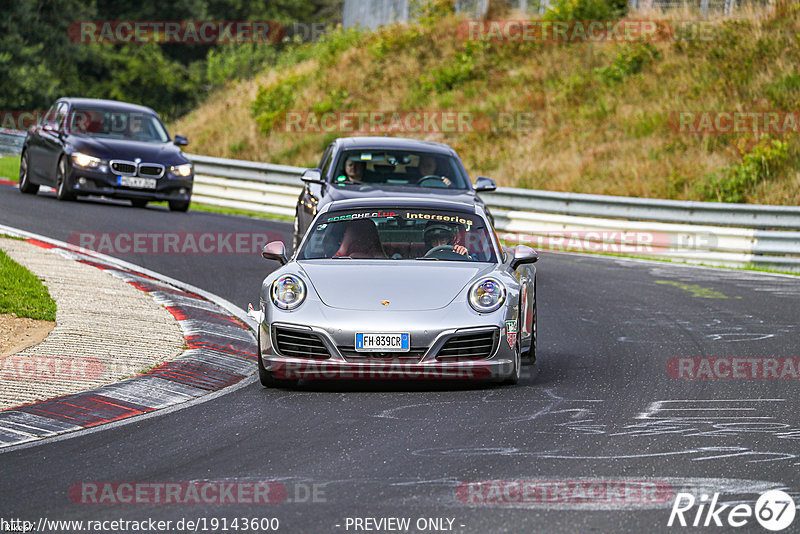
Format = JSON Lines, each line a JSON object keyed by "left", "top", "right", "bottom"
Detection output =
{"left": 169, "top": 163, "right": 193, "bottom": 177}
{"left": 72, "top": 152, "right": 101, "bottom": 168}
{"left": 271, "top": 275, "right": 306, "bottom": 310}
{"left": 468, "top": 278, "right": 506, "bottom": 313}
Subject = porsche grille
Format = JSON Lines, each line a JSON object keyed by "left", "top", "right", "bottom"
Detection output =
{"left": 273, "top": 328, "right": 330, "bottom": 359}
{"left": 436, "top": 331, "right": 497, "bottom": 360}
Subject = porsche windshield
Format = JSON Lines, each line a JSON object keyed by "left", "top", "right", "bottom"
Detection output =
{"left": 332, "top": 150, "right": 469, "bottom": 189}
{"left": 67, "top": 108, "right": 170, "bottom": 143}
{"left": 299, "top": 209, "right": 498, "bottom": 262}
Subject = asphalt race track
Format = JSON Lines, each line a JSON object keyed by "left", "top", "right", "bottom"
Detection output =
{"left": 1, "top": 184, "right": 799, "bottom": 533}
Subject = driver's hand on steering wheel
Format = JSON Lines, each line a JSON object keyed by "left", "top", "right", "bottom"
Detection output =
{"left": 441, "top": 176, "right": 452, "bottom": 186}
{"left": 454, "top": 245, "right": 468, "bottom": 256}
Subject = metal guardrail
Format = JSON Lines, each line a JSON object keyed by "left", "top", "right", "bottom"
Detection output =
{"left": 189, "top": 153, "right": 305, "bottom": 187}
{"left": 189, "top": 154, "right": 305, "bottom": 218}
{"left": 185, "top": 153, "right": 800, "bottom": 271}
{"left": 487, "top": 188, "right": 800, "bottom": 230}
{"left": 0, "top": 133, "right": 796, "bottom": 270}
{"left": 0, "top": 129, "right": 25, "bottom": 156}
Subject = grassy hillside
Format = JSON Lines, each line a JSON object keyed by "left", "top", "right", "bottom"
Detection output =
{"left": 173, "top": 1, "right": 800, "bottom": 205}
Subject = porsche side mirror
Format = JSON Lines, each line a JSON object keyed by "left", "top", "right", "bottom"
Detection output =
{"left": 510, "top": 245, "right": 538, "bottom": 270}
{"left": 262, "top": 241, "right": 288, "bottom": 265}
{"left": 174, "top": 134, "right": 189, "bottom": 146}
{"left": 301, "top": 168, "right": 324, "bottom": 184}
{"left": 475, "top": 176, "right": 497, "bottom": 192}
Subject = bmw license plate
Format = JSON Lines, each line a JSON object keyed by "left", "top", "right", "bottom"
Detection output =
{"left": 118, "top": 176, "right": 156, "bottom": 189}
{"left": 355, "top": 333, "right": 410, "bottom": 352}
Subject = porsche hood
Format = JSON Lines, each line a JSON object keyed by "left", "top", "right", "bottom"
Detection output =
{"left": 299, "top": 261, "right": 497, "bottom": 311}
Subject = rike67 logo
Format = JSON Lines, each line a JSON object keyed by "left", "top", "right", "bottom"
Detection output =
{"left": 668, "top": 490, "right": 796, "bottom": 531}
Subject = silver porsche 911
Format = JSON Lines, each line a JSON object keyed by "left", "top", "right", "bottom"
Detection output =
{"left": 252, "top": 197, "right": 538, "bottom": 387}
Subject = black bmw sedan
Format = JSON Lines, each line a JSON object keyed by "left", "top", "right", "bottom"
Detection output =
{"left": 18, "top": 98, "right": 193, "bottom": 211}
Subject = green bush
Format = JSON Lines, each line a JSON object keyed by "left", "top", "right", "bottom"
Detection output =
{"left": 544, "top": 0, "right": 628, "bottom": 21}
{"left": 310, "top": 26, "right": 367, "bottom": 65}
{"left": 595, "top": 43, "right": 661, "bottom": 84}
{"left": 419, "top": 40, "right": 488, "bottom": 94}
{"left": 370, "top": 26, "right": 423, "bottom": 60}
{"left": 251, "top": 73, "right": 308, "bottom": 133}
{"left": 311, "top": 87, "right": 351, "bottom": 114}
{"left": 411, "top": 0, "right": 456, "bottom": 30}
{"left": 206, "top": 44, "right": 280, "bottom": 86}
{"left": 764, "top": 73, "right": 800, "bottom": 109}
{"left": 697, "top": 138, "right": 791, "bottom": 203}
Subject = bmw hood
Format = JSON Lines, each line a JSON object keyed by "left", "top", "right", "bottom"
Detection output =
{"left": 299, "top": 261, "right": 497, "bottom": 311}
{"left": 68, "top": 136, "right": 187, "bottom": 164}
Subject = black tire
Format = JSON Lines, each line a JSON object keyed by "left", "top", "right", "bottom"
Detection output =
{"left": 258, "top": 331, "right": 299, "bottom": 388}
{"left": 521, "top": 277, "right": 537, "bottom": 365}
{"left": 56, "top": 156, "right": 75, "bottom": 201}
{"left": 292, "top": 211, "right": 302, "bottom": 253}
{"left": 502, "top": 307, "right": 524, "bottom": 386}
{"left": 503, "top": 342, "right": 521, "bottom": 386}
{"left": 168, "top": 199, "right": 190, "bottom": 212}
{"left": 18, "top": 151, "right": 39, "bottom": 195}
{"left": 130, "top": 199, "right": 148, "bottom": 208}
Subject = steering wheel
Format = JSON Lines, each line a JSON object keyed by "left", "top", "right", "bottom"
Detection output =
{"left": 417, "top": 175, "right": 448, "bottom": 187}
{"left": 425, "top": 245, "right": 454, "bottom": 256}
{"left": 424, "top": 245, "right": 471, "bottom": 260}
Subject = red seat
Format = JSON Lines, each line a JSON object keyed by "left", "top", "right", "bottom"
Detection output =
{"left": 333, "top": 220, "right": 386, "bottom": 259}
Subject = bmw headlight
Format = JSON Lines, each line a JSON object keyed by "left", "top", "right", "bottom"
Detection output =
{"left": 468, "top": 278, "right": 506, "bottom": 313}
{"left": 72, "top": 152, "right": 101, "bottom": 168}
{"left": 271, "top": 275, "right": 306, "bottom": 310}
{"left": 169, "top": 163, "right": 193, "bottom": 177}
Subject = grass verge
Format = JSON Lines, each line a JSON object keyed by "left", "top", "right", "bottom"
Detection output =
{"left": 190, "top": 202, "right": 294, "bottom": 221}
{"left": 148, "top": 200, "right": 293, "bottom": 221}
{"left": 0, "top": 156, "right": 20, "bottom": 182}
{"left": 0, "top": 247, "right": 57, "bottom": 321}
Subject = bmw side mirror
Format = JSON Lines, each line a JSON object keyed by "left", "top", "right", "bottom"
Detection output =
{"left": 301, "top": 168, "right": 324, "bottom": 184}
{"left": 174, "top": 134, "right": 189, "bottom": 146}
{"left": 262, "top": 241, "right": 288, "bottom": 265}
{"left": 475, "top": 176, "right": 497, "bottom": 192}
{"left": 509, "top": 245, "right": 538, "bottom": 270}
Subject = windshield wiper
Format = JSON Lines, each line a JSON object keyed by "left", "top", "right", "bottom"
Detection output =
{"left": 415, "top": 257, "right": 440, "bottom": 261}
{"left": 331, "top": 256, "right": 352, "bottom": 259}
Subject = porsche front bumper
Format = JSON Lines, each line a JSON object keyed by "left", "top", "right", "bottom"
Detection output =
{"left": 259, "top": 317, "right": 517, "bottom": 381}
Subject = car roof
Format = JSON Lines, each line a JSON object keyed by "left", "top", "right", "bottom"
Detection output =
{"left": 57, "top": 98, "right": 158, "bottom": 115}
{"left": 327, "top": 196, "right": 478, "bottom": 214}
{"left": 335, "top": 136, "right": 456, "bottom": 156}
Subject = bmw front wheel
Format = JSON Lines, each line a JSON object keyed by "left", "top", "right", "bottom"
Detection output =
{"left": 18, "top": 151, "right": 39, "bottom": 195}
{"left": 56, "top": 156, "right": 75, "bottom": 201}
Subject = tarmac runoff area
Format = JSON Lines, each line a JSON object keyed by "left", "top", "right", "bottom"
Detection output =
{"left": 0, "top": 236, "right": 185, "bottom": 411}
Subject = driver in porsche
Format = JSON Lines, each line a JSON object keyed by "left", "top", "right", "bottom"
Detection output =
{"left": 424, "top": 222, "right": 469, "bottom": 257}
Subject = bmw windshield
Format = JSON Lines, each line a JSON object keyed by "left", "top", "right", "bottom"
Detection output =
{"left": 299, "top": 208, "right": 498, "bottom": 262}
{"left": 67, "top": 108, "right": 170, "bottom": 143}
